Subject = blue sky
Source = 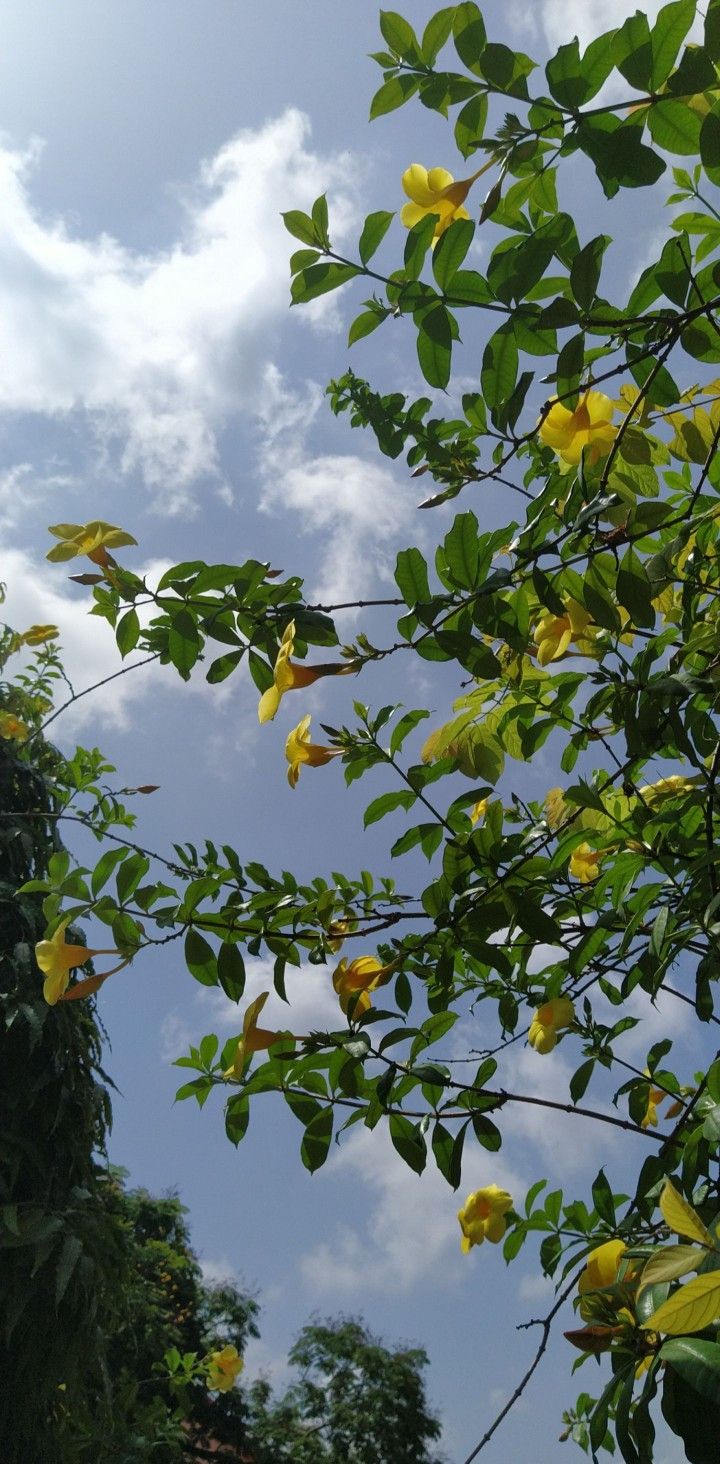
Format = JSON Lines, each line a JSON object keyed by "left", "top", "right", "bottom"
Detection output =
{"left": 1, "top": 1, "right": 702, "bottom": 1458}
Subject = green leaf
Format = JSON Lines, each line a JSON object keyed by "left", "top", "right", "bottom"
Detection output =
{"left": 206, "top": 649, "right": 244, "bottom": 685}
{"left": 389, "top": 1113, "right": 427, "bottom": 1173}
{"left": 217, "top": 942, "right": 246, "bottom": 1002}
{"left": 471, "top": 1112, "right": 502, "bottom": 1150}
{"left": 432, "top": 218, "right": 475, "bottom": 291}
{"left": 348, "top": 309, "right": 387, "bottom": 346}
{"left": 570, "top": 235, "right": 610, "bottom": 310}
{"left": 453, "top": 1, "right": 486, "bottom": 75}
{"left": 390, "top": 709, "right": 430, "bottom": 756}
{"left": 300, "top": 1107, "right": 334, "bottom": 1173}
{"left": 570, "top": 1059, "right": 595, "bottom": 1104}
{"left": 649, "top": 99, "right": 702, "bottom": 156}
{"left": 454, "top": 92, "right": 488, "bottom": 158}
{"left": 369, "top": 73, "right": 419, "bottom": 120}
{"left": 701, "top": 112, "right": 720, "bottom": 177}
{"left": 416, "top": 305, "right": 453, "bottom": 389}
{"left": 592, "top": 1168, "right": 616, "bottom": 1225}
{"left": 395, "top": 547, "right": 431, "bottom": 607}
{"left": 651, "top": 0, "right": 697, "bottom": 88}
{"left": 404, "top": 213, "right": 438, "bottom": 281}
{"left": 662, "top": 1360, "right": 720, "bottom": 1462}
{"left": 168, "top": 608, "right": 201, "bottom": 680}
{"left": 282, "top": 210, "right": 319, "bottom": 246}
{"left": 613, "top": 10, "right": 653, "bottom": 89}
{"left": 116, "top": 608, "right": 140, "bottom": 658}
{"left": 91, "top": 847, "right": 127, "bottom": 897}
{"left": 432, "top": 1120, "right": 466, "bottom": 1188}
{"left": 185, "top": 929, "right": 218, "bottom": 988}
{"left": 379, "top": 10, "right": 420, "bottom": 59}
{"left": 443, "top": 511, "right": 479, "bottom": 589}
{"left": 55, "top": 1234, "right": 83, "bottom": 1305}
{"left": 225, "top": 1094, "right": 250, "bottom": 1146}
{"left": 546, "top": 38, "right": 587, "bottom": 108}
{"left": 481, "top": 323, "right": 518, "bottom": 422}
{"left": 358, "top": 209, "right": 395, "bottom": 265}
{"left": 661, "top": 1338, "right": 720, "bottom": 1407}
{"left": 364, "top": 790, "right": 416, "bottom": 827}
{"left": 644, "top": 1271, "right": 720, "bottom": 1334}
{"left": 291, "top": 262, "right": 359, "bottom": 305}
{"left": 617, "top": 546, "right": 656, "bottom": 628}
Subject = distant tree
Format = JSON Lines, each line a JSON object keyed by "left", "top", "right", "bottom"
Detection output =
{"left": 246, "top": 1316, "right": 444, "bottom": 1464}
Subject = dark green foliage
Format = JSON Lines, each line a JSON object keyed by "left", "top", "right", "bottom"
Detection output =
{"left": 246, "top": 1317, "right": 444, "bottom": 1464}
{"left": 0, "top": 734, "right": 121, "bottom": 1463}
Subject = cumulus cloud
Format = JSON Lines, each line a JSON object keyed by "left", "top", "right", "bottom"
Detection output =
{"left": 197, "top": 955, "right": 340, "bottom": 1038}
{"left": 1, "top": 545, "right": 171, "bottom": 737}
{"left": 257, "top": 366, "right": 418, "bottom": 607}
{"left": 300, "top": 1126, "right": 524, "bottom": 1297}
{"left": 540, "top": 0, "right": 701, "bottom": 51}
{"left": 0, "top": 113, "right": 355, "bottom": 512}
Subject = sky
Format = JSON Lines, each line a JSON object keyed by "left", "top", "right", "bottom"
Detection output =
{"left": 0, "top": 1, "right": 702, "bottom": 1459}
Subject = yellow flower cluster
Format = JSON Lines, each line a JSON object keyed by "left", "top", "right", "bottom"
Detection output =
{"left": 533, "top": 598, "right": 599, "bottom": 667}
{"left": 47, "top": 520, "right": 137, "bottom": 568}
{"left": 206, "top": 1344, "right": 244, "bottom": 1392}
{"left": 539, "top": 390, "right": 617, "bottom": 466}
{"left": 35, "top": 919, "right": 128, "bottom": 1006}
{"left": 528, "top": 997, "right": 575, "bottom": 1054}
{"left": 332, "top": 954, "right": 397, "bottom": 1017}
{"left": 400, "top": 163, "right": 488, "bottom": 242}
{"left": 0, "top": 711, "right": 30, "bottom": 743}
{"left": 457, "top": 1184, "right": 513, "bottom": 1252}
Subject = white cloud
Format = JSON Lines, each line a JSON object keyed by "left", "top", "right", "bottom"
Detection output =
{"left": 1, "top": 545, "right": 172, "bottom": 736}
{"left": 540, "top": 0, "right": 701, "bottom": 51}
{"left": 0, "top": 113, "right": 355, "bottom": 512}
{"left": 200, "top": 1255, "right": 239, "bottom": 1287}
{"left": 257, "top": 366, "right": 418, "bottom": 607}
{"left": 197, "top": 955, "right": 340, "bottom": 1037}
{"left": 300, "top": 1126, "right": 524, "bottom": 1297}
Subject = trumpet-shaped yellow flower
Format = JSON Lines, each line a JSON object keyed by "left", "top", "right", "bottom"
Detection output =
{"left": 0, "top": 712, "right": 30, "bottom": 743}
{"left": 469, "top": 798, "right": 489, "bottom": 825}
{"left": 528, "top": 997, "right": 575, "bottom": 1054}
{"left": 457, "top": 1185, "right": 513, "bottom": 1252}
{"left": 639, "top": 774, "right": 697, "bottom": 808}
{"left": 285, "top": 715, "right": 343, "bottom": 788}
{"left": 400, "top": 162, "right": 489, "bottom": 242}
{"left": 21, "top": 624, "right": 59, "bottom": 646}
{"left": 258, "top": 620, "right": 355, "bottom": 723}
{"left": 206, "top": 1344, "right": 244, "bottom": 1392}
{"left": 544, "top": 787, "right": 568, "bottom": 831}
{"left": 569, "top": 843, "right": 605, "bottom": 884}
{"left": 640, "top": 1069, "right": 667, "bottom": 1129}
{"left": 578, "top": 1240, "right": 626, "bottom": 1297}
{"left": 533, "top": 598, "right": 597, "bottom": 666}
{"left": 46, "top": 521, "right": 137, "bottom": 568}
{"left": 35, "top": 920, "right": 126, "bottom": 1006}
{"left": 332, "top": 954, "right": 397, "bottom": 1017}
{"left": 539, "top": 390, "right": 617, "bottom": 466}
{"left": 224, "top": 991, "right": 288, "bottom": 1078}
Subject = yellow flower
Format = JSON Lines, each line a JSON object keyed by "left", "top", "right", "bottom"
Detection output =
{"left": 528, "top": 997, "right": 575, "bottom": 1054}
{"left": 258, "top": 620, "right": 356, "bottom": 723}
{"left": 35, "top": 920, "right": 126, "bottom": 1006}
{"left": 569, "top": 842, "right": 605, "bottom": 884}
{"left": 46, "top": 521, "right": 137, "bottom": 568}
{"left": 539, "top": 390, "right": 617, "bottom": 466}
{"left": 640, "top": 1069, "right": 667, "bottom": 1129}
{"left": 544, "top": 787, "right": 568, "bottom": 830}
{"left": 206, "top": 1344, "right": 243, "bottom": 1393}
{"left": 332, "top": 954, "right": 397, "bottom": 1017}
{"left": 457, "top": 1185, "right": 513, "bottom": 1252}
{"left": 285, "top": 715, "right": 343, "bottom": 788}
{"left": 533, "top": 598, "right": 597, "bottom": 666}
{"left": 578, "top": 1240, "right": 626, "bottom": 1298}
{"left": 0, "top": 712, "right": 30, "bottom": 743}
{"left": 638, "top": 774, "right": 697, "bottom": 808}
{"left": 224, "top": 991, "right": 287, "bottom": 1078}
{"left": 469, "top": 798, "right": 489, "bottom": 825}
{"left": 20, "top": 624, "right": 59, "bottom": 646}
{"left": 400, "top": 162, "right": 489, "bottom": 242}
